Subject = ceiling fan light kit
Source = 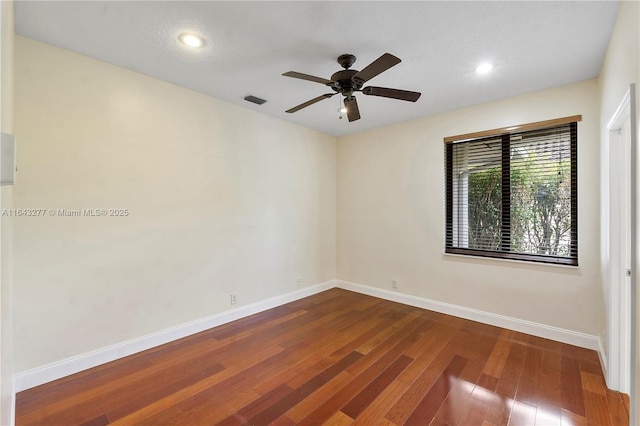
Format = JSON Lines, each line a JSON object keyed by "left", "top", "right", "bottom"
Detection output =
{"left": 283, "top": 53, "right": 422, "bottom": 122}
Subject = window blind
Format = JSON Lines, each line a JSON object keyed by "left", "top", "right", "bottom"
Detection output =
{"left": 445, "top": 120, "right": 578, "bottom": 265}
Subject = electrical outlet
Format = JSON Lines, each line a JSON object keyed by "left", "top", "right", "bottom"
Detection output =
{"left": 392, "top": 279, "right": 398, "bottom": 289}
{"left": 230, "top": 293, "right": 238, "bottom": 305}
{"left": 296, "top": 276, "right": 302, "bottom": 287}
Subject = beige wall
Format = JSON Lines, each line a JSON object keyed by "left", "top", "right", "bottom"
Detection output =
{"left": 337, "top": 79, "right": 604, "bottom": 337}
{"left": 599, "top": 1, "right": 639, "bottom": 123}
{"left": 0, "top": 1, "right": 12, "bottom": 134}
{"left": 13, "top": 36, "right": 336, "bottom": 372}
{"left": 0, "top": 0, "right": 15, "bottom": 424}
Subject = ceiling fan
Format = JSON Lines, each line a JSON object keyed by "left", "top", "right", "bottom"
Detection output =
{"left": 283, "top": 53, "right": 421, "bottom": 122}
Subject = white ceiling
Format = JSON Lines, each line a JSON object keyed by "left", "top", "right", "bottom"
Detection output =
{"left": 15, "top": 1, "right": 620, "bottom": 137}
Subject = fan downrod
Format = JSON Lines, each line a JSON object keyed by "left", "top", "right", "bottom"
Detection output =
{"left": 337, "top": 54, "right": 356, "bottom": 69}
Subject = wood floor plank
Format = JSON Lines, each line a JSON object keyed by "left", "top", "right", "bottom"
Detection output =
{"left": 494, "top": 342, "right": 527, "bottom": 399}
{"left": 396, "top": 318, "right": 458, "bottom": 385}
{"left": 350, "top": 379, "right": 408, "bottom": 425}
{"left": 580, "top": 371, "right": 606, "bottom": 396}
{"left": 15, "top": 289, "right": 628, "bottom": 426}
{"left": 482, "top": 329, "right": 515, "bottom": 378}
{"left": 217, "top": 383, "right": 294, "bottom": 425}
{"left": 282, "top": 309, "right": 365, "bottom": 350}
{"left": 324, "top": 312, "right": 408, "bottom": 364}
{"left": 175, "top": 343, "right": 309, "bottom": 419}
{"left": 509, "top": 400, "right": 537, "bottom": 425}
{"left": 284, "top": 357, "right": 337, "bottom": 390}
{"left": 207, "top": 305, "right": 303, "bottom": 341}
{"left": 560, "top": 408, "right": 588, "bottom": 426}
{"left": 534, "top": 407, "right": 561, "bottom": 426}
{"left": 108, "top": 345, "right": 288, "bottom": 425}
{"left": 15, "top": 355, "right": 154, "bottom": 414}
{"left": 455, "top": 379, "right": 499, "bottom": 426}
{"left": 541, "top": 348, "right": 562, "bottom": 377}
{"left": 341, "top": 355, "right": 413, "bottom": 419}
{"left": 18, "top": 351, "right": 226, "bottom": 425}
{"left": 184, "top": 348, "right": 358, "bottom": 425}
{"left": 283, "top": 371, "right": 355, "bottom": 424}
{"left": 622, "top": 392, "right": 630, "bottom": 417}
{"left": 284, "top": 306, "right": 394, "bottom": 369}
{"left": 403, "top": 355, "right": 468, "bottom": 425}
{"left": 271, "top": 414, "right": 297, "bottom": 426}
{"left": 78, "top": 414, "right": 109, "bottom": 426}
{"left": 178, "top": 301, "right": 369, "bottom": 409}
{"left": 605, "top": 388, "right": 629, "bottom": 426}
{"left": 583, "top": 389, "right": 613, "bottom": 426}
{"left": 432, "top": 376, "right": 474, "bottom": 425}
{"left": 351, "top": 310, "right": 423, "bottom": 357}
{"left": 105, "top": 358, "right": 226, "bottom": 422}
{"left": 515, "top": 338, "right": 543, "bottom": 407}
{"left": 560, "top": 344, "right": 586, "bottom": 416}
{"left": 483, "top": 341, "right": 527, "bottom": 425}
{"left": 243, "top": 351, "right": 364, "bottom": 425}
{"left": 386, "top": 333, "right": 477, "bottom": 425}
{"left": 485, "top": 389, "right": 516, "bottom": 425}
{"left": 252, "top": 358, "right": 317, "bottom": 396}
{"left": 131, "top": 404, "right": 187, "bottom": 426}
{"left": 432, "top": 352, "right": 488, "bottom": 426}
{"left": 144, "top": 389, "right": 259, "bottom": 426}
{"left": 296, "top": 318, "right": 431, "bottom": 426}
{"left": 322, "top": 411, "right": 354, "bottom": 426}
{"left": 536, "top": 358, "right": 562, "bottom": 425}
{"left": 346, "top": 315, "right": 429, "bottom": 378}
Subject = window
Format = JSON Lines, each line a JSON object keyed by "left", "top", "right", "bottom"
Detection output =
{"left": 444, "top": 116, "right": 579, "bottom": 266}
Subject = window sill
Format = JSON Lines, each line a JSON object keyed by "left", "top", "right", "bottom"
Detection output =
{"left": 442, "top": 251, "right": 579, "bottom": 269}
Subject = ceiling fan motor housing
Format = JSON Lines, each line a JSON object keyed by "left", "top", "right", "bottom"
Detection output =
{"left": 330, "top": 69, "right": 362, "bottom": 96}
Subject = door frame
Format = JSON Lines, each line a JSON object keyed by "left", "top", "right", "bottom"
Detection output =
{"left": 605, "top": 84, "right": 637, "bottom": 419}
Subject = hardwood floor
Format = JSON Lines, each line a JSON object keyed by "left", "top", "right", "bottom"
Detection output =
{"left": 16, "top": 289, "right": 629, "bottom": 425}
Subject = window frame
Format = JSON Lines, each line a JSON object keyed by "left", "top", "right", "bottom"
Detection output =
{"left": 444, "top": 115, "right": 581, "bottom": 266}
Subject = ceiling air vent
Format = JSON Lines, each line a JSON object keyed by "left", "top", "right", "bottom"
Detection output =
{"left": 244, "top": 95, "right": 266, "bottom": 105}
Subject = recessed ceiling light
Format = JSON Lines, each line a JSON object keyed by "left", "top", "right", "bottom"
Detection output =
{"left": 178, "top": 33, "right": 205, "bottom": 48}
{"left": 340, "top": 107, "right": 347, "bottom": 113}
{"left": 476, "top": 63, "right": 493, "bottom": 74}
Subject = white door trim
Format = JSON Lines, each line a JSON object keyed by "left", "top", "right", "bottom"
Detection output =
{"left": 629, "top": 83, "right": 638, "bottom": 426}
{"left": 606, "top": 85, "right": 635, "bottom": 396}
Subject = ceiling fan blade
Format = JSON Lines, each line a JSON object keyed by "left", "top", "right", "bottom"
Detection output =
{"left": 363, "top": 86, "right": 421, "bottom": 102}
{"left": 282, "top": 71, "right": 334, "bottom": 85}
{"left": 352, "top": 53, "right": 401, "bottom": 84}
{"left": 286, "top": 93, "right": 335, "bottom": 113}
{"left": 344, "top": 96, "right": 361, "bottom": 122}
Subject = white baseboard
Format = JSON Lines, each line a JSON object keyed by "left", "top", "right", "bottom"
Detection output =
{"left": 10, "top": 377, "right": 15, "bottom": 426}
{"left": 597, "top": 337, "right": 608, "bottom": 381}
{"left": 335, "top": 279, "right": 605, "bottom": 354}
{"left": 14, "top": 281, "right": 334, "bottom": 392}
{"left": 15, "top": 279, "right": 607, "bottom": 393}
